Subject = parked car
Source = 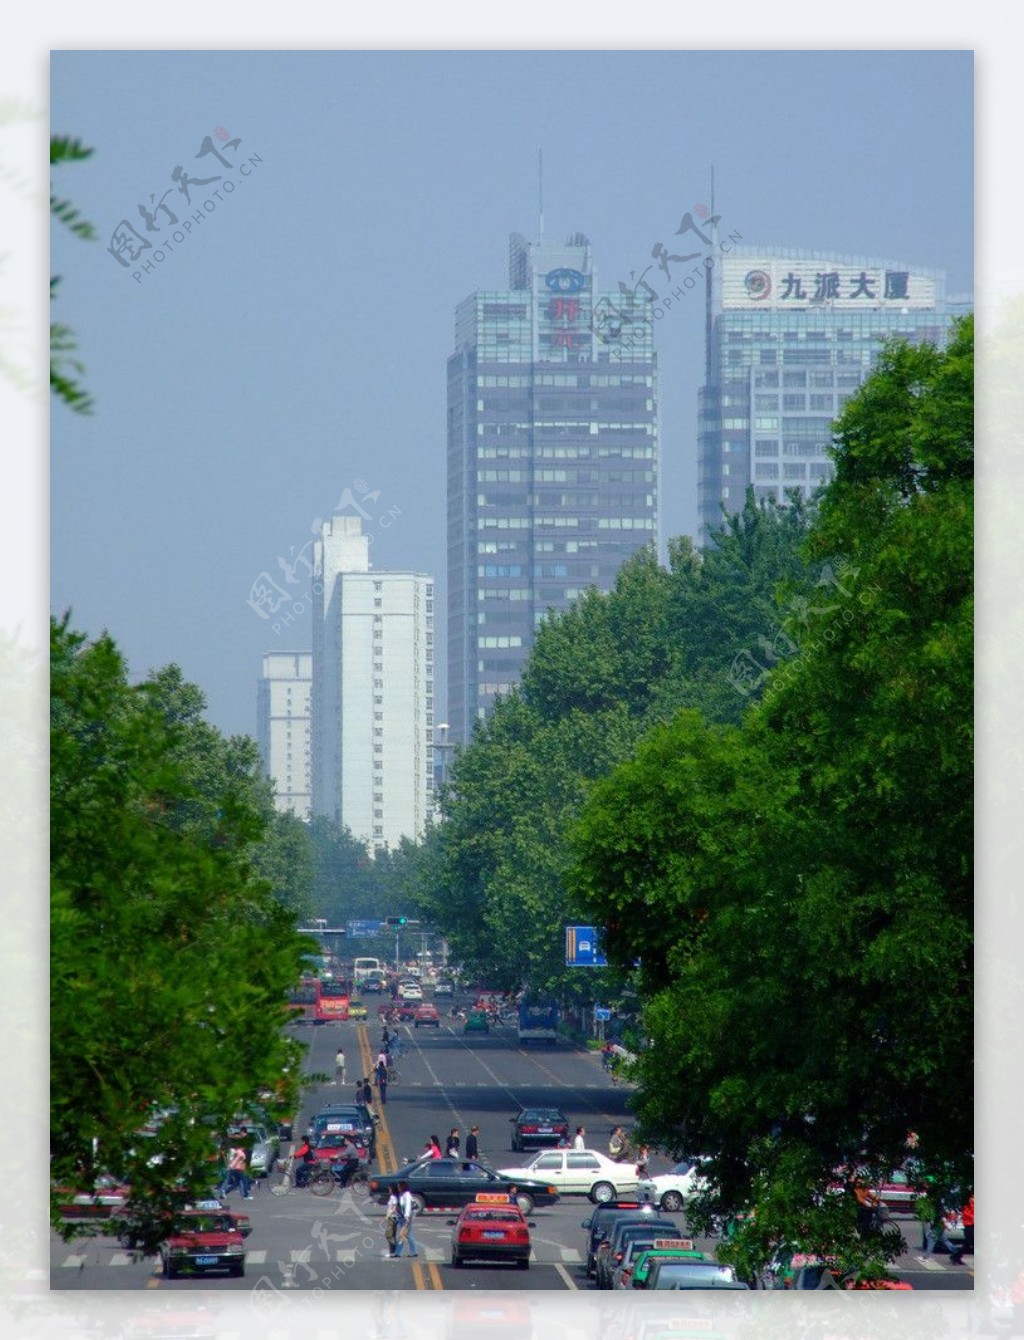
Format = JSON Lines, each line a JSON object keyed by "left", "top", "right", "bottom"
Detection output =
{"left": 508, "top": 1107, "right": 570, "bottom": 1152}
{"left": 367, "top": 1155, "right": 559, "bottom": 1215}
{"left": 646, "top": 1257, "right": 745, "bottom": 1290}
{"left": 582, "top": 1200, "right": 663, "bottom": 1278}
{"left": 414, "top": 1003, "right": 441, "bottom": 1027}
{"left": 158, "top": 1209, "right": 247, "bottom": 1279}
{"left": 595, "top": 1215, "right": 681, "bottom": 1289}
{"left": 448, "top": 1194, "right": 535, "bottom": 1269}
{"left": 629, "top": 1239, "right": 710, "bottom": 1289}
{"left": 614, "top": 1236, "right": 702, "bottom": 1290}
{"left": 496, "top": 1147, "right": 638, "bottom": 1202}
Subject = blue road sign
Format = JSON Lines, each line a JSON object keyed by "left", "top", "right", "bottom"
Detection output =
{"left": 593, "top": 1006, "right": 612, "bottom": 1021}
{"left": 347, "top": 919, "right": 382, "bottom": 938}
{"left": 565, "top": 925, "right": 608, "bottom": 968}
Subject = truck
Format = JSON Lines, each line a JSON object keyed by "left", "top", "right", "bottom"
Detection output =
{"left": 517, "top": 999, "right": 559, "bottom": 1046}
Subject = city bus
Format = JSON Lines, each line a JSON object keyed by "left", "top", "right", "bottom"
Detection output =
{"left": 286, "top": 975, "right": 321, "bottom": 1024}
{"left": 315, "top": 979, "right": 350, "bottom": 1023}
{"left": 353, "top": 956, "right": 382, "bottom": 986}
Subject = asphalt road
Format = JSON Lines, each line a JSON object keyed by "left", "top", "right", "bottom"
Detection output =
{"left": 50, "top": 991, "right": 975, "bottom": 1295}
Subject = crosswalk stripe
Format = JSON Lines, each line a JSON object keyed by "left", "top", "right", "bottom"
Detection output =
{"left": 290, "top": 1248, "right": 312, "bottom": 1263}
{"left": 335, "top": 1250, "right": 357, "bottom": 1264}
{"left": 108, "top": 1252, "right": 133, "bottom": 1266}
{"left": 914, "top": 1255, "right": 946, "bottom": 1271}
{"left": 246, "top": 1250, "right": 267, "bottom": 1264}
{"left": 61, "top": 1255, "right": 87, "bottom": 1268}
{"left": 559, "top": 1247, "right": 583, "bottom": 1263}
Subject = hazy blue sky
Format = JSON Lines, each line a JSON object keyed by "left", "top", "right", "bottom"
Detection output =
{"left": 51, "top": 50, "right": 972, "bottom": 738}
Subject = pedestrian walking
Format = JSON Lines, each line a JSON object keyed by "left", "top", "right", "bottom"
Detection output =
{"left": 384, "top": 1187, "right": 400, "bottom": 1258}
{"left": 221, "top": 1144, "right": 252, "bottom": 1200}
{"left": 335, "top": 1047, "right": 346, "bottom": 1085}
{"left": 465, "top": 1126, "right": 480, "bottom": 1160}
{"left": 573, "top": 1126, "right": 586, "bottom": 1150}
{"left": 376, "top": 1068, "right": 388, "bottom": 1106}
{"left": 949, "top": 1192, "right": 974, "bottom": 1265}
{"left": 393, "top": 1181, "right": 419, "bottom": 1258}
{"left": 445, "top": 1128, "right": 461, "bottom": 1157}
{"left": 608, "top": 1126, "right": 628, "bottom": 1161}
{"left": 356, "top": 1076, "right": 373, "bottom": 1107}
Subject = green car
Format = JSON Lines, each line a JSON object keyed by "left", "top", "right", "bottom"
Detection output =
{"left": 630, "top": 1239, "right": 710, "bottom": 1288}
{"left": 464, "top": 1010, "right": 490, "bottom": 1034}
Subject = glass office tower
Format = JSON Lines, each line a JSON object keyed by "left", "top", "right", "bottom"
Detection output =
{"left": 698, "top": 246, "right": 971, "bottom": 545}
{"left": 447, "top": 232, "right": 658, "bottom": 743}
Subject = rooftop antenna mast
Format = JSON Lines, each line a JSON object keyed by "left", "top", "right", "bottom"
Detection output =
{"left": 538, "top": 148, "right": 545, "bottom": 241}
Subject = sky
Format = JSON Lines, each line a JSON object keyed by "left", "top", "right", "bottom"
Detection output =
{"left": 50, "top": 49, "right": 973, "bottom": 739}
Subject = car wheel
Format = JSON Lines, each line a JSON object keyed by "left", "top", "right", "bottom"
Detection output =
{"left": 162, "top": 1259, "right": 177, "bottom": 1280}
{"left": 514, "top": 1193, "right": 535, "bottom": 1215}
{"left": 516, "top": 1257, "right": 529, "bottom": 1270}
{"left": 590, "top": 1181, "right": 616, "bottom": 1204}
{"left": 660, "top": 1189, "right": 684, "bottom": 1213}
{"left": 230, "top": 1261, "right": 245, "bottom": 1278}
{"left": 410, "top": 1193, "right": 427, "bottom": 1215}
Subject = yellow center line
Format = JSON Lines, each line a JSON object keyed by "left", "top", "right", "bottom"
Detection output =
{"left": 412, "top": 1260, "right": 427, "bottom": 1289}
{"left": 427, "top": 1261, "right": 444, "bottom": 1290}
{"left": 357, "top": 1024, "right": 397, "bottom": 1173}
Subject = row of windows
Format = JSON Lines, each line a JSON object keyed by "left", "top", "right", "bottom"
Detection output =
{"left": 477, "top": 635, "right": 523, "bottom": 648}
{"left": 754, "top": 462, "right": 833, "bottom": 481}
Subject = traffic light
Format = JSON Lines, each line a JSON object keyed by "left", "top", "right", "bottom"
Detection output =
{"left": 386, "top": 916, "right": 408, "bottom": 927}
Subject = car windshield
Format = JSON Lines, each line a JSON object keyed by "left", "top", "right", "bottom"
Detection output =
{"left": 181, "top": 1215, "right": 234, "bottom": 1233}
{"left": 520, "top": 1110, "right": 563, "bottom": 1122}
{"left": 652, "top": 1263, "right": 736, "bottom": 1285}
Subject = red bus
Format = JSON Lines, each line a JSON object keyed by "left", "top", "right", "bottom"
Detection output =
{"left": 315, "top": 979, "right": 350, "bottom": 1023}
{"left": 286, "top": 975, "right": 320, "bottom": 1024}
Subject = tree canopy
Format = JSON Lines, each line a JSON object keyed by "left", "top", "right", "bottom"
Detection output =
{"left": 50, "top": 615, "right": 312, "bottom": 1237}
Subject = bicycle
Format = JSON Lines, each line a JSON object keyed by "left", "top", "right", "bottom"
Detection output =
{"left": 308, "top": 1158, "right": 369, "bottom": 1197}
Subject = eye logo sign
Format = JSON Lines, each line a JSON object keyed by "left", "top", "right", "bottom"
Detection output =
{"left": 744, "top": 269, "right": 772, "bottom": 300}
{"left": 545, "top": 268, "right": 586, "bottom": 293}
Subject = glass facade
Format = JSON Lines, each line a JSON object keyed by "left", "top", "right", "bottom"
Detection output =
{"left": 447, "top": 232, "right": 658, "bottom": 742}
{"left": 698, "top": 246, "right": 971, "bottom": 544}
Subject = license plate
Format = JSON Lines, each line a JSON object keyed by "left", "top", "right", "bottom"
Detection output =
{"left": 482, "top": 1231, "right": 506, "bottom": 1240}
{"left": 539, "top": 1127, "right": 553, "bottom": 1133}
{"left": 195, "top": 1256, "right": 218, "bottom": 1266}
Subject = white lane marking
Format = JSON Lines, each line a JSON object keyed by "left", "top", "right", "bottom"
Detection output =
{"left": 108, "top": 1252, "right": 133, "bottom": 1266}
{"left": 559, "top": 1246, "right": 583, "bottom": 1263}
{"left": 914, "top": 1255, "right": 946, "bottom": 1271}
{"left": 555, "top": 1262, "right": 579, "bottom": 1289}
{"left": 424, "top": 1246, "right": 445, "bottom": 1261}
{"left": 62, "top": 1255, "right": 87, "bottom": 1268}
{"left": 246, "top": 1250, "right": 267, "bottom": 1264}
{"left": 290, "top": 1248, "right": 312, "bottom": 1262}
{"left": 334, "top": 1250, "right": 357, "bottom": 1264}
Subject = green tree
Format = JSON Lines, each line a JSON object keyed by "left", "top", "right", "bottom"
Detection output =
{"left": 567, "top": 321, "right": 974, "bottom": 1276}
{"left": 50, "top": 135, "right": 96, "bottom": 414}
{"left": 51, "top": 616, "right": 311, "bottom": 1239}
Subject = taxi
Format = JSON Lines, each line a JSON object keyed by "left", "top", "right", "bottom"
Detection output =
{"left": 627, "top": 1237, "right": 708, "bottom": 1288}
{"left": 464, "top": 1009, "right": 490, "bottom": 1034}
{"left": 448, "top": 1193, "right": 535, "bottom": 1269}
{"left": 347, "top": 1000, "right": 368, "bottom": 1020}
{"left": 158, "top": 1208, "right": 247, "bottom": 1279}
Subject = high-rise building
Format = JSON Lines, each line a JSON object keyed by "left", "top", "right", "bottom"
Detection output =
{"left": 447, "top": 231, "right": 658, "bottom": 742}
{"left": 256, "top": 650, "right": 312, "bottom": 821}
{"left": 311, "top": 513, "right": 434, "bottom": 851}
{"left": 698, "top": 245, "right": 971, "bottom": 544}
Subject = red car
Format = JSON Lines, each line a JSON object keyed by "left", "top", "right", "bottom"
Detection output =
{"left": 158, "top": 1209, "right": 246, "bottom": 1279}
{"left": 449, "top": 1194, "right": 534, "bottom": 1269}
{"left": 396, "top": 1000, "right": 418, "bottom": 1022}
{"left": 414, "top": 1003, "right": 441, "bottom": 1027}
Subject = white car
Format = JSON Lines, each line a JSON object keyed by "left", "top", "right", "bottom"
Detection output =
{"left": 398, "top": 983, "right": 423, "bottom": 1001}
{"left": 495, "top": 1148, "right": 640, "bottom": 1202}
{"left": 646, "top": 1158, "right": 710, "bottom": 1213}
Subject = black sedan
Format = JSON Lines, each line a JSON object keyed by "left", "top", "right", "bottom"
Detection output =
{"left": 367, "top": 1157, "right": 559, "bottom": 1216}
{"left": 508, "top": 1106, "right": 570, "bottom": 1152}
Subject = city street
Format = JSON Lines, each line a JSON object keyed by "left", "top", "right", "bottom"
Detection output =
{"left": 51, "top": 995, "right": 974, "bottom": 1293}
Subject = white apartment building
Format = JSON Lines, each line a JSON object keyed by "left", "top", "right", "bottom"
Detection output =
{"left": 256, "top": 651, "right": 313, "bottom": 821}
{"left": 311, "top": 514, "right": 435, "bottom": 851}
